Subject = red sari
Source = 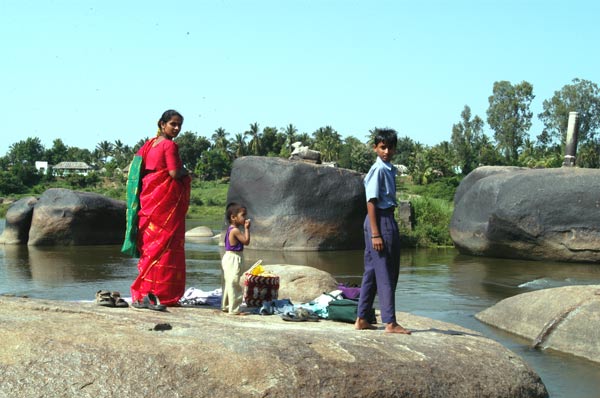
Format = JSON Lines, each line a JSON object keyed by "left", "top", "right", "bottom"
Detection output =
{"left": 130, "top": 139, "right": 191, "bottom": 306}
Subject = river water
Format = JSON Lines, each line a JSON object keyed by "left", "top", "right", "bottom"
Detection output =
{"left": 1, "top": 219, "right": 600, "bottom": 397}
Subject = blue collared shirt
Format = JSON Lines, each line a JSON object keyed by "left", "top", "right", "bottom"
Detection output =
{"left": 364, "top": 156, "right": 397, "bottom": 209}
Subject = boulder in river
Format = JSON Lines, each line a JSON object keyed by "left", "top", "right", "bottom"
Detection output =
{"left": 476, "top": 284, "right": 600, "bottom": 364}
{"left": 0, "top": 196, "right": 37, "bottom": 244}
{"left": 226, "top": 156, "right": 366, "bottom": 251}
{"left": 450, "top": 166, "right": 600, "bottom": 262}
{"left": 27, "top": 188, "right": 126, "bottom": 246}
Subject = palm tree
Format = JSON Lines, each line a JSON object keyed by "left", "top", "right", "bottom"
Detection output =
{"left": 313, "top": 126, "right": 342, "bottom": 162}
{"left": 95, "top": 140, "right": 114, "bottom": 164}
{"left": 244, "top": 122, "right": 262, "bottom": 155}
{"left": 231, "top": 133, "right": 247, "bottom": 158}
{"left": 211, "top": 127, "right": 230, "bottom": 152}
{"left": 282, "top": 123, "right": 298, "bottom": 152}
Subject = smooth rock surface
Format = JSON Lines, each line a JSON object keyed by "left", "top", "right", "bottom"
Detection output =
{"left": 28, "top": 188, "right": 126, "bottom": 246}
{"left": 0, "top": 196, "right": 37, "bottom": 244}
{"left": 0, "top": 296, "right": 548, "bottom": 398}
{"left": 476, "top": 285, "right": 600, "bottom": 363}
{"left": 185, "top": 225, "right": 214, "bottom": 238}
{"left": 450, "top": 166, "right": 600, "bottom": 262}
{"left": 262, "top": 264, "right": 339, "bottom": 303}
{"left": 226, "top": 156, "right": 366, "bottom": 251}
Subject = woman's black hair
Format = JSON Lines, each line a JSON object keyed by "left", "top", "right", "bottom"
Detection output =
{"left": 372, "top": 128, "right": 398, "bottom": 148}
{"left": 157, "top": 109, "right": 184, "bottom": 129}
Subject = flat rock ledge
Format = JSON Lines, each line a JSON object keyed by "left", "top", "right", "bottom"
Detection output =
{"left": 476, "top": 285, "right": 600, "bottom": 363}
{"left": 0, "top": 296, "right": 547, "bottom": 398}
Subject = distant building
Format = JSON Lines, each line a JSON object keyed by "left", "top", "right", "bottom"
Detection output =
{"left": 53, "top": 161, "right": 93, "bottom": 176}
{"left": 35, "top": 161, "right": 48, "bottom": 173}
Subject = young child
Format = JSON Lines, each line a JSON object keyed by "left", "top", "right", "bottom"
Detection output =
{"left": 355, "top": 128, "right": 411, "bottom": 334}
{"left": 221, "top": 203, "right": 251, "bottom": 315}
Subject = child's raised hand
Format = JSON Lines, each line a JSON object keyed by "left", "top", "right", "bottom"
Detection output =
{"left": 245, "top": 219, "right": 251, "bottom": 229}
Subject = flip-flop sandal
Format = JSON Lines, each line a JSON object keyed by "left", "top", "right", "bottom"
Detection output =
{"left": 95, "top": 290, "right": 115, "bottom": 307}
{"left": 298, "top": 308, "right": 319, "bottom": 322}
{"left": 111, "top": 291, "right": 129, "bottom": 308}
{"left": 281, "top": 312, "right": 306, "bottom": 322}
{"left": 146, "top": 293, "right": 167, "bottom": 312}
{"left": 132, "top": 299, "right": 148, "bottom": 310}
{"left": 281, "top": 308, "right": 319, "bottom": 322}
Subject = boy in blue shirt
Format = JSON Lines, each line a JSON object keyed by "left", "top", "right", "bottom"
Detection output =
{"left": 355, "top": 128, "right": 411, "bottom": 334}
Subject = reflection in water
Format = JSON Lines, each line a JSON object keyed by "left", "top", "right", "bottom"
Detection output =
{"left": 1, "top": 222, "right": 600, "bottom": 397}
{"left": 452, "top": 254, "right": 600, "bottom": 300}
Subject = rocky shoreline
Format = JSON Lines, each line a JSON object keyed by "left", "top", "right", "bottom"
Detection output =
{"left": 0, "top": 295, "right": 548, "bottom": 398}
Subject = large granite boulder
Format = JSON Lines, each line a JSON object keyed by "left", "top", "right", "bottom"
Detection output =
{"left": 27, "top": 188, "right": 126, "bottom": 246}
{"left": 226, "top": 156, "right": 366, "bottom": 251}
{"left": 0, "top": 196, "right": 37, "bottom": 244}
{"left": 476, "top": 285, "right": 600, "bottom": 363}
{"left": 0, "top": 296, "right": 548, "bottom": 398}
{"left": 261, "top": 264, "right": 339, "bottom": 303}
{"left": 450, "top": 166, "right": 600, "bottom": 262}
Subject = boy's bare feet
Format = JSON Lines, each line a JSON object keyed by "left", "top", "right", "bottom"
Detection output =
{"left": 355, "top": 317, "right": 377, "bottom": 330}
{"left": 385, "top": 322, "right": 411, "bottom": 334}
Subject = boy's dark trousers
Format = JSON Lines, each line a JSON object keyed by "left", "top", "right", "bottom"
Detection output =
{"left": 357, "top": 208, "right": 400, "bottom": 324}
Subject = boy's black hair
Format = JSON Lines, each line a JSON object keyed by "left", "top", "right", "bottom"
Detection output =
{"left": 371, "top": 128, "right": 398, "bottom": 148}
{"left": 225, "top": 202, "right": 246, "bottom": 223}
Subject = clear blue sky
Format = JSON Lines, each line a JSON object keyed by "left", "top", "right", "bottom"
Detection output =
{"left": 1, "top": 0, "right": 599, "bottom": 157}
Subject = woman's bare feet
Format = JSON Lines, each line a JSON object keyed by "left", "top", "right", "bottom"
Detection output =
{"left": 385, "top": 322, "right": 411, "bottom": 334}
{"left": 355, "top": 317, "right": 377, "bottom": 330}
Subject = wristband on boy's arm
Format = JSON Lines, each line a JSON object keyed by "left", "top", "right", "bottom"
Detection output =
{"left": 371, "top": 235, "right": 381, "bottom": 239}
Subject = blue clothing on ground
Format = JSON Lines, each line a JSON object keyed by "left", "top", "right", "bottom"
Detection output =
{"left": 363, "top": 156, "right": 397, "bottom": 209}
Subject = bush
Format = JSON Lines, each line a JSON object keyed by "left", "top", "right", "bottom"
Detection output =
{"left": 403, "top": 176, "right": 461, "bottom": 202}
{"left": 406, "top": 196, "right": 454, "bottom": 247}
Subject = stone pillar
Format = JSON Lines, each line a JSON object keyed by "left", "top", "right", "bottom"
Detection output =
{"left": 562, "top": 111, "right": 579, "bottom": 167}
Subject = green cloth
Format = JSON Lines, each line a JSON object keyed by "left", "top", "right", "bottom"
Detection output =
{"left": 121, "top": 155, "right": 143, "bottom": 257}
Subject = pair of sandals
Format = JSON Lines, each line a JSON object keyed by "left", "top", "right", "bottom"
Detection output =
{"left": 281, "top": 307, "right": 319, "bottom": 322}
{"left": 96, "top": 290, "right": 129, "bottom": 308}
{"left": 132, "top": 293, "right": 167, "bottom": 312}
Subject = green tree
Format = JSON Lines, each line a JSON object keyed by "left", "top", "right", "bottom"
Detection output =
{"left": 244, "top": 122, "right": 262, "bottom": 155}
{"left": 211, "top": 127, "right": 230, "bottom": 153}
{"left": 477, "top": 135, "right": 504, "bottom": 166}
{"left": 112, "top": 139, "right": 133, "bottom": 169}
{"left": 338, "top": 136, "right": 373, "bottom": 173}
{"left": 45, "top": 139, "right": 69, "bottom": 165}
{"left": 195, "top": 149, "right": 231, "bottom": 180}
{"left": 95, "top": 140, "right": 114, "bottom": 164}
{"left": 231, "top": 133, "right": 247, "bottom": 158}
{"left": 175, "top": 131, "right": 211, "bottom": 172}
{"left": 393, "top": 136, "right": 417, "bottom": 171}
{"left": 451, "top": 105, "right": 485, "bottom": 175}
{"left": 66, "top": 147, "right": 93, "bottom": 165}
{"left": 538, "top": 78, "right": 600, "bottom": 145}
{"left": 6, "top": 137, "right": 46, "bottom": 166}
{"left": 295, "top": 132, "right": 314, "bottom": 148}
{"left": 0, "top": 170, "right": 27, "bottom": 194}
{"left": 313, "top": 126, "right": 342, "bottom": 162}
{"left": 282, "top": 124, "right": 298, "bottom": 153}
{"left": 261, "top": 126, "right": 284, "bottom": 156}
{"left": 486, "top": 80, "right": 535, "bottom": 164}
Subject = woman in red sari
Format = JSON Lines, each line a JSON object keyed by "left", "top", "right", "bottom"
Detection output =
{"left": 131, "top": 109, "right": 191, "bottom": 307}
